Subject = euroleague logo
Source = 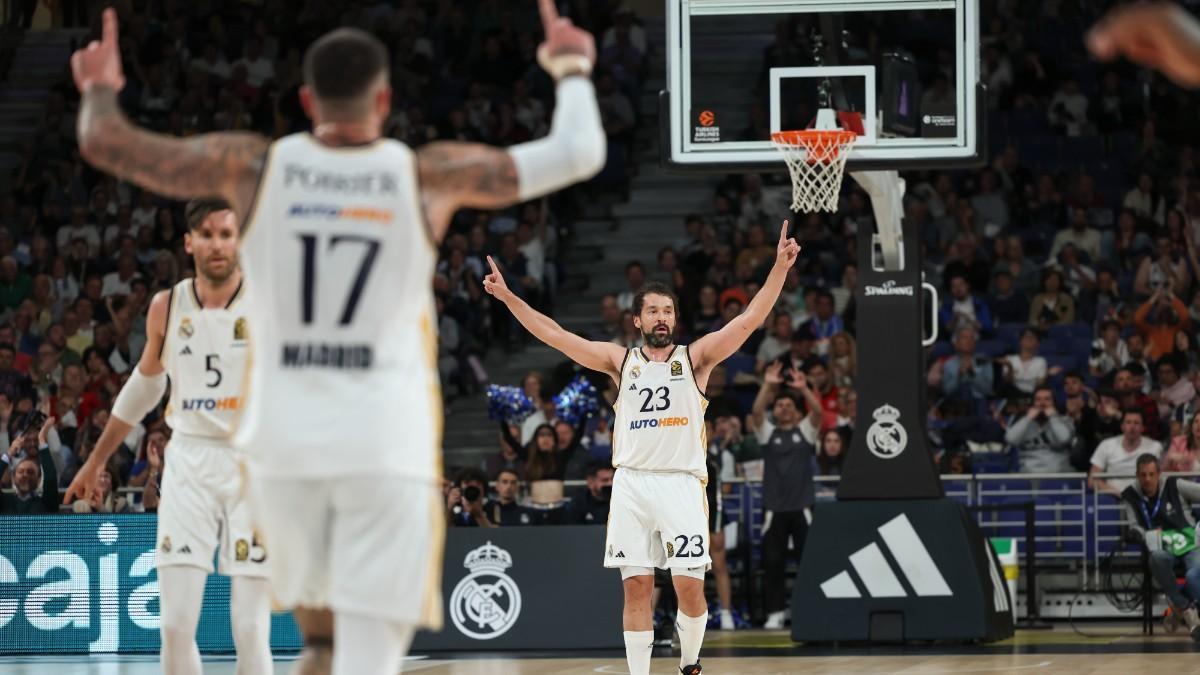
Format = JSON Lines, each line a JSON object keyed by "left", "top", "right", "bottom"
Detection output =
{"left": 698, "top": 110, "right": 716, "bottom": 127}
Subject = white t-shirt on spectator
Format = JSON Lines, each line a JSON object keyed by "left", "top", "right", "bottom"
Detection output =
{"left": 57, "top": 224, "right": 101, "bottom": 256}
{"left": 235, "top": 57, "right": 275, "bottom": 88}
{"left": 1091, "top": 435, "right": 1162, "bottom": 491}
{"left": 756, "top": 335, "right": 788, "bottom": 365}
{"left": 518, "top": 238, "right": 545, "bottom": 286}
{"left": 101, "top": 271, "right": 140, "bottom": 298}
{"left": 131, "top": 205, "right": 157, "bottom": 232}
{"left": 1005, "top": 354, "right": 1047, "bottom": 394}
{"left": 754, "top": 414, "right": 818, "bottom": 446}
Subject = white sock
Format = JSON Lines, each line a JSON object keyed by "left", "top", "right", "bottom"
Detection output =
{"left": 230, "top": 576, "right": 274, "bottom": 675}
{"left": 332, "top": 613, "right": 414, "bottom": 675}
{"left": 623, "top": 630, "right": 653, "bottom": 675}
{"left": 158, "top": 566, "right": 208, "bottom": 675}
{"left": 676, "top": 611, "right": 708, "bottom": 670}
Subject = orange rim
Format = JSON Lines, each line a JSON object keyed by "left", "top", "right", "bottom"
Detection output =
{"left": 772, "top": 129, "right": 858, "bottom": 163}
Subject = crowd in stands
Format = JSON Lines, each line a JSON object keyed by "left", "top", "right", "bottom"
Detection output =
{"left": 0, "top": 0, "right": 641, "bottom": 513}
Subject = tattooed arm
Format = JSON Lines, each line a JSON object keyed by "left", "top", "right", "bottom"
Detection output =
{"left": 417, "top": 143, "right": 520, "bottom": 239}
{"left": 72, "top": 9, "right": 266, "bottom": 217}
{"left": 77, "top": 86, "right": 267, "bottom": 216}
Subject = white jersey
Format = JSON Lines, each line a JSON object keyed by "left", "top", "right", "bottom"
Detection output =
{"left": 612, "top": 345, "right": 708, "bottom": 480}
{"left": 235, "top": 133, "right": 440, "bottom": 480}
{"left": 161, "top": 278, "right": 248, "bottom": 439}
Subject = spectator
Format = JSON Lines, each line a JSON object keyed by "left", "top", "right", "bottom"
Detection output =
{"left": 593, "top": 293, "right": 623, "bottom": 341}
{"left": 1164, "top": 413, "right": 1200, "bottom": 473}
{"left": 801, "top": 360, "right": 840, "bottom": 431}
{"left": 942, "top": 326, "right": 995, "bottom": 401}
{"left": 805, "top": 289, "right": 843, "bottom": 355}
{"left": 939, "top": 273, "right": 995, "bottom": 337}
{"left": 1063, "top": 372, "right": 1100, "bottom": 471}
{"left": 1115, "top": 365, "right": 1164, "bottom": 440}
{"left": 1054, "top": 243, "right": 1096, "bottom": 298}
{"left": 1090, "top": 409, "right": 1162, "bottom": 496}
{"left": 70, "top": 464, "right": 129, "bottom": 514}
{"left": 990, "top": 269, "right": 1030, "bottom": 324}
{"left": 993, "top": 236, "right": 1040, "bottom": 296}
{"left": 1003, "top": 328, "right": 1055, "bottom": 395}
{"left": 688, "top": 284, "right": 721, "bottom": 336}
{"left": 447, "top": 467, "right": 496, "bottom": 528}
{"left": 1123, "top": 454, "right": 1200, "bottom": 639}
{"left": 755, "top": 311, "right": 792, "bottom": 372}
{"left": 567, "top": 461, "right": 614, "bottom": 525}
{"left": 1134, "top": 288, "right": 1190, "bottom": 360}
{"left": 817, "top": 427, "right": 848, "bottom": 476}
{"left": 1029, "top": 269, "right": 1076, "bottom": 328}
{"left": 970, "top": 168, "right": 1009, "bottom": 232}
{"left": 1089, "top": 320, "right": 1129, "bottom": 379}
{"left": 0, "top": 411, "right": 59, "bottom": 514}
{"left": 709, "top": 414, "right": 760, "bottom": 474}
{"left": 1048, "top": 78, "right": 1089, "bottom": 136}
{"left": 1005, "top": 385, "right": 1074, "bottom": 472}
{"left": 615, "top": 261, "right": 646, "bottom": 311}
{"left": 828, "top": 332, "right": 856, "bottom": 389}
{"left": 1154, "top": 357, "right": 1195, "bottom": 421}
{"left": 1101, "top": 209, "right": 1152, "bottom": 271}
{"left": 749, "top": 363, "right": 822, "bottom": 630}
{"left": 1049, "top": 206, "right": 1102, "bottom": 262}
{"left": 481, "top": 469, "right": 533, "bottom": 527}
{"left": 1123, "top": 175, "right": 1165, "bottom": 224}
{"left": 1127, "top": 339, "right": 1155, "bottom": 392}
{"left": 1134, "top": 237, "right": 1190, "bottom": 299}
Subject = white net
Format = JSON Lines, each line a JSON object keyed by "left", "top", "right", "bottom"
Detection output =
{"left": 771, "top": 129, "right": 857, "bottom": 213}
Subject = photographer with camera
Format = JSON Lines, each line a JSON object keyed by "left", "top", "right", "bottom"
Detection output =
{"left": 446, "top": 467, "right": 497, "bottom": 528}
{"left": 1005, "top": 385, "right": 1075, "bottom": 473}
{"left": 1122, "top": 453, "right": 1200, "bottom": 640}
{"left": 1134, "top": 285, "right": 1190, "bottom": 360}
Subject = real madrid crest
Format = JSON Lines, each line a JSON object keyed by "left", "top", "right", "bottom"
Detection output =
{"left": 450, "top": 541, "right": 522, "bottom": 640}
{"left": 866, "top": 403, "right": 908, "bottom": 459}
{"left": 234, "top": 317, "right": 247, "bottom": 341}
{"left": 630, "top": 365, "right": 641, "bottom": 380}
{"left": 178, "top": 317, "right": 194, "bottom": 340}
{"left": 670, "top": 360, "right": 683, "bottom": 377}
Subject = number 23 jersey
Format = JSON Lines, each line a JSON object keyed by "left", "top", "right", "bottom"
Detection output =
{"left": 612, "top": 345, "right": 709, "bottom": 480}
{"left": 234, "top": 133, "right": 441, "bottom": 481}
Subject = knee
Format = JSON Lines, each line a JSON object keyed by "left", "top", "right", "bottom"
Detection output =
{"left": 622, "top": 575, "right": 654, "bottom": 604}
{"left": 230, "top": 611, "right": 264, "bottom": 645}
{"left": 159, "top": 607, "right": 194, "bottom": 647}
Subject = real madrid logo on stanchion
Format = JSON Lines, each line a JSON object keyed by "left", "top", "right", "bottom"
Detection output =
{"left": 450, "top": 541, "right": 523, "bottom": 640}
{"left": 866, "top": 403, "right": 908, "bottom": 459}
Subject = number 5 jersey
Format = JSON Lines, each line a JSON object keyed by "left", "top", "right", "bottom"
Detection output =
{"left": 612, "top": 345, "right": 709, "bottom": 480}
{"left": 234, "top": 133, "right": 441, "bottom": 481}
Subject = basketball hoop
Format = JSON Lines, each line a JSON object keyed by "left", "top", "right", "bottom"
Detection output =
{"left": 771, "top": 127, "right": 857, "bottom": 214}
{"left": 770, "top": 107, "right": 860, "bottom": 213}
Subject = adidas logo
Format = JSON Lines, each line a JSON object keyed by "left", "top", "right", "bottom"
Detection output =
{"left": 628, "top": 384, "right": 637, "bottom": 391}
{"left": 180, "top": 346, "right": 192, "bottom": 356}
{"left": 178, "top": 545, "right": 192, "bottom": 554}
{"left": 820, "top": 514, "right": 953, "bottom": 600}
{"left": 616, "top": 551, "right": 625, "bottom": 558}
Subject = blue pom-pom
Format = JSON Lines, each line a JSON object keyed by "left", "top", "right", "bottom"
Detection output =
{"left": 554, "top": 375, "right": 600, "bottom": 425}
{"left": 486, "top": 385, "right": 535, "bottom": 424}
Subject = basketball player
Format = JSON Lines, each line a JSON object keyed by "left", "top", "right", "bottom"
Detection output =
{"left": 64, "top": 200, "right": 271, "bottom": 675}
{"left": 485, "top": 221, "right": 801, "bottom": 675}
{"left": 1089, "top": 2, "right": 1200, "bottom": 87}
{"left": 69, "top": 3, "right": 603, "bottom": 674}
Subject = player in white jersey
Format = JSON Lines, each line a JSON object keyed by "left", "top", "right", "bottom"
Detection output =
{"left": 485, "top": 222, "right": 800, "bottom": 675}
{"left": 69, "top": 4, "right": 604, "bottom": 674}
{"left": 65, "top": 200, "right": 271, "bottom": 675}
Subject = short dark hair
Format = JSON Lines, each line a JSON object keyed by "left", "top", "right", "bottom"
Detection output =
{"left": 494, "top": 468, "right": 520, "bottom": 482}
{"left": 816, "top": 289, "right": 834, "bottom": 303}
{"left": 455, "top": 467, "right": 488, "bottom": 487}
{"left": 772, "top": 392, "right": 800, "bottom": 409}
{"left": 585, "top": 460, "right": 614, "bottom": 479}
{"left": 0, "top": 342, "right": 14, "bottom": 355}
{"left": 632, "top": 282, "right": 678, "bottom": 315}
{"left": 625, "top": 261, "right": 645, "bottom": 274}
{"left": 1121, "top": 408, "right": 1144, "bottom": 423}
{"left": 185, "top": 198, "right": 232, "bottom": 230}
{"left": 1033, "top": 385, "right": 1055, "bottom": 398}
{"left": 1136, "top": 453, "right": 1160, "bottom": 470}
{"left": 1063, "top": 370, "right": 1084, "bottom": 383}
{"left": 303, "top": 28, "right": 389, "bottom": 102}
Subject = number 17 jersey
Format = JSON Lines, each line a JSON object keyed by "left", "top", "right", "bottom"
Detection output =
{"left": 234, "top": 133, "right": 441, "bottom": 482}
{"left": 612, "top": 345, "right": 709, "bottom": 480}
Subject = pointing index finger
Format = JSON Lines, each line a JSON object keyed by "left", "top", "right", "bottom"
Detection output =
{"left": 486, "top": 255, "right": 499, "bottom": 275}
{"left": 102, "top": 7, "right": 119, "bottom": 48}
{"left": 538, "top": 0, "right": 559, "bottom": 32}
{"left": 780, "top": 219, "right": 790, "bottom": 242}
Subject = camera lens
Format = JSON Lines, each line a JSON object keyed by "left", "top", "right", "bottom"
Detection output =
{"left": 464, "top": 486, "right": 482, "bottom": 502}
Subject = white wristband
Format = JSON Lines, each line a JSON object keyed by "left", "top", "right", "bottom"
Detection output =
{"left": 537, "top": 45, "right": 593, "bottom": 80}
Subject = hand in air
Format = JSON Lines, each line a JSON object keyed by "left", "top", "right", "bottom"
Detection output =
{"left": 71, "top": 8, "right": 126, "bottom": 93}
{"left": 482, "top": 256, "right": 512, "bottom": 302}
{"left": 764, "top": 361, "right": 785, "bottom": 386}
{"left": 536, "top": 0, "right": 596, "bottom": 77}
{"left": 775, "top": 220, "right": 801, "bottom": 270}
{"left": 786, "top": 369, "right": 810, "bottom": 392}
{"left": 1088, "top": 2, "right": 1200, "bottom": 88}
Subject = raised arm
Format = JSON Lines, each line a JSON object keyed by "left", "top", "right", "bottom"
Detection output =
{"left": 1088, "top": 2, "right": 1200, "bottom": 87}
{"left": 484, "top": 256, "right": 625, "bottom": 381}
{"left": 73, "top": 10, "right": 265, "bottom": 216}
{"left": 690, "top": 220, "right": 801, "bottom": 375}
{"left": 64, "top": 289, "right": 169, "bottom": 504}
{"left": 418, "top": 0, "right": 605, "bottom": 242}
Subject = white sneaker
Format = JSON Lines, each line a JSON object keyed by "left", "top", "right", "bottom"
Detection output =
{"left": 763, "top": 611, "right": 787, "bottom": 629}
{"left": 1184, "top": 606, "right": 1200, "bottom": 641}
{"left": 718, "top": 609, "right": 735, "bottom": 630}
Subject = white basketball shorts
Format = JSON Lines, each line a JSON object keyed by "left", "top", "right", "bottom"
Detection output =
{"left": 249, "top": 472, "right": 444, "bottom": 628}
{"left": 603, "top": 467, "right": 711, "bottom": 571}
{"left": 154, "top": 434, "right": 267, "bottom": 578}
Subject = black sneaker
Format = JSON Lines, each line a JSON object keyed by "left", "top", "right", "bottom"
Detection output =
{"left": 680, "top": 662, "right": 702, "bottom": 674}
